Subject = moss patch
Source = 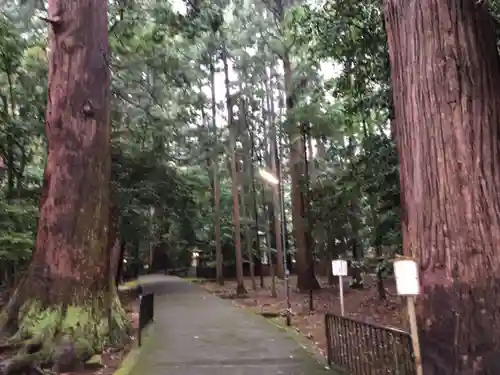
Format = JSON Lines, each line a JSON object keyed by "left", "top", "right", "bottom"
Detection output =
{"left": 86, "top": 354, "right": 102, "bottom": 366}
{"left": 117, "top": 280, "right": 140, "bottom": 292}
{"left": 20, "top": 294, "right": 127, "bottom": 341}
{"left": 113, "top": 347, "right": 140, "bottom": 375}
{"left": 0, "top": 290, "right": 131, "bottom": 373}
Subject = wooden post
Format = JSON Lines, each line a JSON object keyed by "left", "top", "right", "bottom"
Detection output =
{"left": 407, "top": 296, "right": 423, "bottom": 375}
{"left": 394, "top": 257, "right": 423, "bottom": 375}
{"left": 339, "top": 275, "right": 344, "bottom": 316}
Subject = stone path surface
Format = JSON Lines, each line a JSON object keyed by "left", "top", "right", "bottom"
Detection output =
{"left": 131, "top": 274, "right": 332, "bottom": 375}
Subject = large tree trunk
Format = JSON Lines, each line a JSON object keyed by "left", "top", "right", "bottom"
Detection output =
{"left": 0, "top": 0, "right": 129, "bottom": 372}
{"left": 282, "top": 56, "right": 319, "bottom": 292}
{"left": 384, "top": 1, "right": 500, "bottom": 374}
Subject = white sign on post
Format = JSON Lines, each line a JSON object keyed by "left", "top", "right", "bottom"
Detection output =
{"left": 331, "top": 259, "right": 348, "bottom": 277}
{"left": 331, "top": 259, "right": 348, "bottom": 316}
{"left": 394, "top": 259, "right": 420, "bottom": 296}
{"left": 394, "top": 258, "right": 423, "bottom": 375}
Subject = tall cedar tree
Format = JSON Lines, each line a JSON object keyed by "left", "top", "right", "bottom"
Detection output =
{"left": 0, "top": 0, "right": 129, "bottom": 372}
{"left": 385, "top": 1, "right": 500, "bottom": 373}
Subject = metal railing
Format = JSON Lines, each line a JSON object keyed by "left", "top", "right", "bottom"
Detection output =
{"left": 325, "top": 313, "right": 416, "bottom": 375}
{"left": 138, "top": 285, "right": 154, "bottom": 347}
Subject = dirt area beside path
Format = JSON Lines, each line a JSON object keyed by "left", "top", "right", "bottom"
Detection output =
{"left": 199, "top": 275, "right": 409, "bottom": 359}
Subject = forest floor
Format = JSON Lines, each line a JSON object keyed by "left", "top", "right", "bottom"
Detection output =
{"left": 199, "top": 275, "right": 409, "bottom": 359}
{"left": 0, "top": 288, "right": 139, "bottom": 375}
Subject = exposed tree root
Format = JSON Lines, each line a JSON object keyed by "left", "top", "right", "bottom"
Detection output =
{"left": 0, "top": 342, "right": 23, "bottom": 355}
{"left": 0, "top": 352, "right": 47, "bottom": 375}
{"left": 0, "top": 293, "right": 131, "bottom": 375}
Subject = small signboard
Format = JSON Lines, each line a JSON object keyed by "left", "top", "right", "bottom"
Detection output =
{"left": 394, "top": 259, "right": 420, "bottom": 296}
{"left": 331, "top": 259, "right": 348, "bottom": 276}
{"left": 331, "top": 259, "right": 348, "bottom": 316}
{"left": 393, "top": 258, "right": 423, "bottom": 375}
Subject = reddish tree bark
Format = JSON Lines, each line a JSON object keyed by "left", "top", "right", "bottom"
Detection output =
{"left": 385, "top": 1, "right": 500, "bottom": 374}
{"left": 17, "top": 0, "right": 111, "bottom": 307}
{"left": 209, "top": 60, "right": 224, "bottom": 286}
{"left": 0, "top": 0, "right": 128, "bottom": 371}
{"left": 265, "top": 69, "right": 285, "bottom": 279}
{"left": 108, "top": 203, "right": 122, "bottom": 285}
{"left": 283, "top": 56, "right": 319, "bottom": 292}
{"left": 222, "top": 49, "right": 246, "bottom": 296}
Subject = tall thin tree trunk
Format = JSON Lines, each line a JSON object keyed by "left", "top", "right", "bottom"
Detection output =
{"left": 223, "top": 49, "right": 246, "bottom": 296}
{"left": 230, "top": 141, "right": 245, "bottom": 295}
{"left": 240, "top": 170, "right": 256, "bottom": 290}
{"left": 267, "top": 70, "right": 284, "bottom": 278}
{"left": 263, "top": 188, "right": 277, "bottom": 298}
{"left": 385, "top": 1, "right": 500, "bottom": 373}
{"left": 250, "top": 110, "right": 264, "bottom": 288}
{"left": 209, "top": 59, "right": 223, "bottom": 286}
{"left": 108, "top": 202, "right": 121, "bottom": 288}
{"left": 115, "top": 242, "right": 126, "bottom": 286}
{"left": 277, "top": 99, "right": 291, "bottom": 269}
{"left": 371, "top": 197, "right": 386, "bottom": 300}
{"left": 327, "top": 250, "right": 334, "bottom": 286}
{"left": 346, "top": 136, "right": 364, "bottom": 289}
{"left": 237, "top": 82, "right": 256, "bottom": 290}
{"left": 282, "top": 57, "right": 318, "bottom": 291}
{"left": 307, "top": 131, "right": 315, "bottom": 182}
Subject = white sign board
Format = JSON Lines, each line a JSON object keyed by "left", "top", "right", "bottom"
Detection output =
{"left": 394, "top": 259, "right": 420, "bottom": 296}
{"left": 331, "top": 259, "right": 348, "bottom": 276}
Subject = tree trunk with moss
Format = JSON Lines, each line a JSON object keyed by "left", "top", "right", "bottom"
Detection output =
{"left": 0, "top": 0, "right": 129, "bottom": 372}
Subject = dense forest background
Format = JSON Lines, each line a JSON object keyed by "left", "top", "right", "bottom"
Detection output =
{"left": 0, "top": 0, "right": 400, "bottom": 291}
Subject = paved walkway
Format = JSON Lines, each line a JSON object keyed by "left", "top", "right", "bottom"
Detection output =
{"left": 131, "top": 275, "right": 331, "bottom": 375}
